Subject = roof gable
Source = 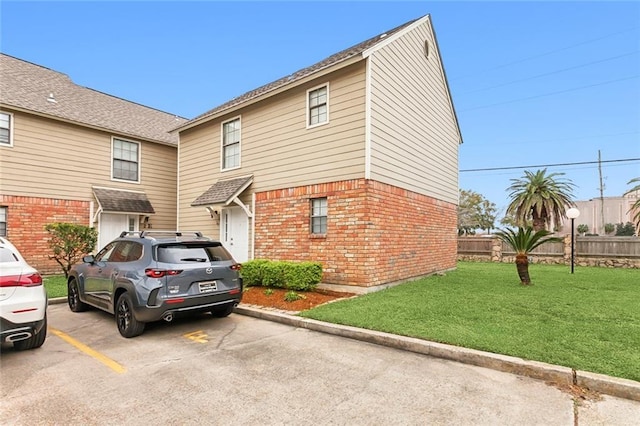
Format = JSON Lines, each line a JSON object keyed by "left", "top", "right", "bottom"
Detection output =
{"left": 0, "top": 53, "right": 186, "bottom": 146}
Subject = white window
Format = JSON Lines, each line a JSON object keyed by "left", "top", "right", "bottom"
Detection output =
{"left": 0, "top": 207, "right": 6, "bottom": 237}
{"left": 112, "top": 138, "right": 140, "bottom": 182}
{"left": 310, "top": 198, "right": 327, "bottom": 234}
{"left": 0, "top": 112, "right": 13, "bottom": 146}
{"left": 307, "top": 84, "right": 329, "bottom": 128}
{"left": 222, "top": 117, "right": 241, "bottom": 170}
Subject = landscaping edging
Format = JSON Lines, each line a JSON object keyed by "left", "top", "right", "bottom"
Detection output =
{"left": 234, "top": 305, "right": 640, "bottom": 402}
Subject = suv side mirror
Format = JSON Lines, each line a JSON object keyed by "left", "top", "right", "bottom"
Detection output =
{"left": 83, "top": 255, "right": 95, "bottom": 264}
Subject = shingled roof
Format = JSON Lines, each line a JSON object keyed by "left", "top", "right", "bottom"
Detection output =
{"left": 177, "top": 16, "right": 422, "bottom": 131}
{"left": 191, "top": 175, "right": 254, "bottom": 207}
{"left": 93, "top": 187, "right": 155, "bottom": 214}
{"left": 0, "top": 53, "right": 186, "bottom": 146}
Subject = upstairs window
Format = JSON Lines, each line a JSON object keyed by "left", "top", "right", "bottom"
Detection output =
{"left": 112, "top": 138, "right": 140, "bottom": 182}
{"left": 310, "top": 198, "right": 327, "bottom": 234}
{"left": 0, "top": 112, "right": 13, "bottom": 146}
{"left": 307, "top": 84, "right": 329, "bottom": 128}
{"left": 222, "top": 117, "right": 241, "bottom": 170}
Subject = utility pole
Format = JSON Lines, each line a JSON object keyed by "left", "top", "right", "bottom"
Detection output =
{"left": 598, "top": 150, "right": 605, "bottom": 234}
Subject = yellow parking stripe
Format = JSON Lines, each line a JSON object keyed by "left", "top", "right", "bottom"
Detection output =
{"left": 49, "top": 327, "right": 126, "bottom": 374}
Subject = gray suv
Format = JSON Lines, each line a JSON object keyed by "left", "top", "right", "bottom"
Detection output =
{"left": 68, "top": 231, "right": 243, "bottom": 338}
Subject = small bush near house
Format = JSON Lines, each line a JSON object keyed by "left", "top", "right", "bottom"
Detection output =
{"left": 240, "top": 259, "right": 270, "bottom": 286}
{"left": 577, "top": 224, "right": 588, "bottom": 235}
{"left": 45, "top": 223, "right": 98, "bottom": 278}
{"left": 241, "top": 259, "right": 323, "bottom": 291}
{"left": 604, "top": 223, "right": 615, "bottom": 234}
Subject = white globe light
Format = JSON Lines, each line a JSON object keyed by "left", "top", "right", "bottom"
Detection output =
{"left": 566, "top": 207, "right": 580, "bottom": 219}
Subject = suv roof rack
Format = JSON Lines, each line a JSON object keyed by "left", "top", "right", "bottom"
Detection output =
{"left": 119, "top": 231, "right": 204, "bottom": 239}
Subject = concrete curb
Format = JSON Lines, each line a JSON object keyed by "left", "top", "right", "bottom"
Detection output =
{"left": 233, "top": 305, "right": 640, "bottom": 402}
{"left": 48, "top": 297, "right": 640, "bottom": 401}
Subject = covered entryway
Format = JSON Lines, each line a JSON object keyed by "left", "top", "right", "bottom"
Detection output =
{"left": 191, "top": 175, "right": 253, "bottom": 263}
{"left": 92, "top": 186, "right": 155, "bottom": 251}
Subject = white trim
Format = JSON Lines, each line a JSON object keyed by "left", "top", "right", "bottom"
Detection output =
{"left": 365, "top": 56, "right": 372, "bottom": 180}
{"left": 0, "top": 111, "right": 14, "bottom": 148}
{"left": 306, "top": 82, "right": 330, "bottom": 129}
{"left": 251, "top": 192, "right": 256, "bottom": 260}
{"left": 176, "top": 135, "right": 181, "bottom": 229}
{"left": 110, "top": 136, "right": 141, "bottom": 184}
{"left": 361, "top": 15, "right": 431, "bottom": 59}
{"left": 232, "top": 196, "right": 253, "bottom": 218}
{"left": 220, "top": 115, "right": 242, "bottom": 171}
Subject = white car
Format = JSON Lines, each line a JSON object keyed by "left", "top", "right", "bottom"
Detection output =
{"left": 0, "top": 237, "right": 47, "bottom": 350}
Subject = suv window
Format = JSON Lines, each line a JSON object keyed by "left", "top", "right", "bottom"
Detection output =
{"left": 155, "top": 243, "right": 232, "bottom": 263}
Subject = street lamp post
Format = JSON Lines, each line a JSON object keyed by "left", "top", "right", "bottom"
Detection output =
{"left": 566, "top": 208, "right": 580, "bottom": 274}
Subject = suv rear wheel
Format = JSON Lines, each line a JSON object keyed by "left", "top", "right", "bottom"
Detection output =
{"left": 116, "top": 292, "right": 145, "bottom": 338}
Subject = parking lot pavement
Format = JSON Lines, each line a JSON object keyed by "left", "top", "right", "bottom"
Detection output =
{"left": 1, "top": 304, "right": 639, "bottom": 425}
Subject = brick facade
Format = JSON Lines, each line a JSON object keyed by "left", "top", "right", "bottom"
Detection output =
{"left": 254, "top": 179, "right": 457, "bottom": 287}
{"left": 1, "top": 195, "right": 91, "bottom": 275}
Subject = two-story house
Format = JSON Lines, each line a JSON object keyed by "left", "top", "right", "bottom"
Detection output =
{"left": 175, "top": 15, "right": 462, "bottom": 290}
{"left": 0, "top": 53, "right": 186, "bottom": 274}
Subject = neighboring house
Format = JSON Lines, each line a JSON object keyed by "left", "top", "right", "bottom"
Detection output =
{"left": 560, "top": 192, "right": 639, "bottom": 236}
{"left": 175, "top": 15, "right": 462, "bottom": 289}
{"left": 0, "top": 53, "right": 186, "bottom": 274}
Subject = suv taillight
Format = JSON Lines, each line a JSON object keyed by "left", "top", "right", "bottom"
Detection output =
{"left": 145, "top": 268, "right": 183, "bottom": 279}
{"left": 0, "top": 273, "right": 43, "bottom": 287}
{"left": 230, "top": 264, "right": 241, "bottom": 271}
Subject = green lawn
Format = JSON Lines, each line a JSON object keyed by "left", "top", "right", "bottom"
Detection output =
{"left": 300, "top": 261, "right": 640, "bottom": 382}
{"left": 43, "top": 275, "right": 68, "bottom": 298}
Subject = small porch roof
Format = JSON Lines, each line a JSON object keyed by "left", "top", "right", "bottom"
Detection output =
{"left": 92, "top": 186, "right": 155, "bottom": 214}
{"left": 191, "top": 175, "right": 254, "bottom": 207}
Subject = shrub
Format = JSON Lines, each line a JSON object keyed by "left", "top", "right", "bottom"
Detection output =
{"left": 604, "top": 223, "right": 615, "bottom": 234}
{"left": 240, "top": 259, "right": 270, "bottom": 286}
{"left": 577, "top": 224, "right": 588, "bottom": 235}
{"left": 284, "top": 291, "right": 305, "bottom": 302}
{"left": 283, "top": 261, "right": 323, "bottom": 291}
{"left": 240, "top": 259, "right": 323, "bottom": 291}
{"left": 615, "top": 222, "right": 636, "bottom": 236}
{"left": 263, "top": 288, "right": 274, "bottom": 296}
{"left": 45, "top": 222, "right": 98, "bottom": 278}
{"left": 262, "top": 261, "right": 287, "bottom": 288}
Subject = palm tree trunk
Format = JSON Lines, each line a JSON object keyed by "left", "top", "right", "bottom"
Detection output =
{"left": 515, "top": 254, "right": 531, "bottom": 285}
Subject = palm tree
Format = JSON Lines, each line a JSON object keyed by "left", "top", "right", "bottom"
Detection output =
{"left": 506, "top": 169, "right": 576, "bottom": 231}
{"left": 494, "top": 227, "right": 562, "bottom": 285}
{"left": 625, "top": 177, "right": 640, "bottom": 228}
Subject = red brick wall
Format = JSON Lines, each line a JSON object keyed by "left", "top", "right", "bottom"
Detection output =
{"left": 254, "top": 179, "right": 457, "bottom": 287}
{"left": 1, "top": 195, "right": 91, "bottom": 275}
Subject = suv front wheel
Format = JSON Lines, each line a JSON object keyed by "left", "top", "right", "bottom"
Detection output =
{"left": 116, "top": 292, "right": 145, "bottom": 338}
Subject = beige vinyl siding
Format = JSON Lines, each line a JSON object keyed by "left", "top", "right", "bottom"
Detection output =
{"left": 0, "top": 110, "right": 177, "bottom": 229}
{"left": 178, "top": 62, "right": 367, "bottom": 228}
{"left": 368, "top": 18, "right": 459, "bottom": 205}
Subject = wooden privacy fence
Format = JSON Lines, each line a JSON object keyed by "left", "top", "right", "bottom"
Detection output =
{"left": 458, "top": 236, "right": 640, "bottom": 268}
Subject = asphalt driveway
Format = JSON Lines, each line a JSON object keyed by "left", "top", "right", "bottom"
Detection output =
{"left": 1, "top": 303, "right": 638, "bottom": 425}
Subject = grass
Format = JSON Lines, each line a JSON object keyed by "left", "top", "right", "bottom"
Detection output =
{"left": 43, "top": 275, "right": 68, "bottom": 298}
{"left": 300, "top": 261, "right": 640, "bottom": 382}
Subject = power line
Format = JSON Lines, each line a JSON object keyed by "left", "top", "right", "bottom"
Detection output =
{"left": 460, "top": 158, "right": 640, "bottom": 173}
{"left": 459, "top": 75, "right": 639, "bottom": 112}
{"left": 450, "top": 26, "right": 639, "bottom": 82}
{"left": 459, "top": 51, "right": 639, "bottom": 95}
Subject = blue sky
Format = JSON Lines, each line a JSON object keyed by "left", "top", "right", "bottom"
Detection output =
{"left": 2, "top": 1, "right": 639, "bottom": 217}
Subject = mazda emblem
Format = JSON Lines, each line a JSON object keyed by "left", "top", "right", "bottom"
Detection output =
{"left": 206, "top": 267, "right": 213, "bottom": 274}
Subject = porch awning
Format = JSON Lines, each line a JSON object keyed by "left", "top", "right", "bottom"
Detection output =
{"left": 191, "top": 175, "right": 253, "bottom": 207}
{"left": 92, "top": 187, "right": 155, "bottom": 214}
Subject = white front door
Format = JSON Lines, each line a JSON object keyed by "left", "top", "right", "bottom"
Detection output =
{"left": 221, "top": 207, "right": 248, "bottom": 262}
{"left": 98, "top": 213, "right": 138, "bottom": 251}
